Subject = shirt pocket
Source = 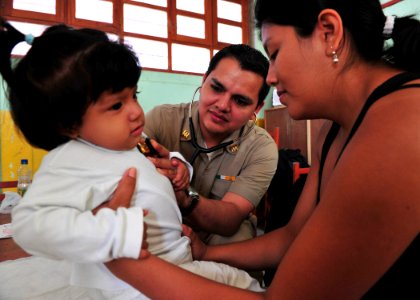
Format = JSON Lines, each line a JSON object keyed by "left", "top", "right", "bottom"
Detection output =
{"left": 210, "top": 176, "right": 233, "bottom": 200}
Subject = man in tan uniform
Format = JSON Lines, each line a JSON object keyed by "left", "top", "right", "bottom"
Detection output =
{"left": 145, "top": 44, "right": 278, "bottom": 245}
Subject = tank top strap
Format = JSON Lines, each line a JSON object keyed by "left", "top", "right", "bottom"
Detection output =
{"left": 317, "top": 72, "right": 420, "bottom": 204}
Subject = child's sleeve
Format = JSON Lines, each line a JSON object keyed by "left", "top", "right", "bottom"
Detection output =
{"left": 11, "top": 173, "right": 144, "bottom": 263}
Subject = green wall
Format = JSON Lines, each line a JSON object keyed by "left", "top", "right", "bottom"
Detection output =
{"left": 138, "top": 71, "right": 202, "bottom": 113}
{"left": 0, "top": 68, "right": 203, "bottom": 112}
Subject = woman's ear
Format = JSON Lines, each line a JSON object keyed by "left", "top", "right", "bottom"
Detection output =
{"left": 316, "top": 9, "right": 344, "bottom": 57}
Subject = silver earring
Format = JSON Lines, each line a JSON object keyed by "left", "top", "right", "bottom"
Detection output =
{"left": 332, "top": 50, "right": 339, "bottom": 64}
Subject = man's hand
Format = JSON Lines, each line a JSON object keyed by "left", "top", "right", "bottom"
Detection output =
{"left": 148, "top": 139, "right": 190, "bottom": 191}
{"left": 174, "top": 189, "right": 191, "bottom": 210}
{"left": 182, "top": 224, "right": 207, "bottom": 260}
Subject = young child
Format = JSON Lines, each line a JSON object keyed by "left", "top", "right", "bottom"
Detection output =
{"left": 0, "top": 20, "right": 263, "bottom": 299}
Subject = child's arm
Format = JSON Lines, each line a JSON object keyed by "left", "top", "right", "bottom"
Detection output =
{"left": 11, "top": 169, "right": 145, "bottom": 263}
{"left": 147, "top": 138, "right": 193, "bottom": 191}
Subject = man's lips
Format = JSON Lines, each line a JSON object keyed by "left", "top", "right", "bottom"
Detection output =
{"left": 209, "top": 110, "right": 228, "bottom": 123}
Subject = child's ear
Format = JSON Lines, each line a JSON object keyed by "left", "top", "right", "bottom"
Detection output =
{"left": 68, "top": 132, "right": 78, "bottom": 139}
{"left": 60, "top": 127, "right": 78, "bottom": 139}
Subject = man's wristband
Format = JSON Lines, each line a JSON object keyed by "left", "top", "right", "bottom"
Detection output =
{"left": 180, "top": 189, "right": 199, "bottom": 216}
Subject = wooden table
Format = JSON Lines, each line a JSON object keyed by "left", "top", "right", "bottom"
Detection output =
{"left": 0, "top": 203, "right": 31, "bottom": 262}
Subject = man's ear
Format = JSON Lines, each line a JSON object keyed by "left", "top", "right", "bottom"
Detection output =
{"left": 256, "top": 101, "right": 265, "bottom": 114}
{"left": 316, "top": 9, "right": 344, "bottom": 56}
{"left": 201, "top": 73, "right": 208, "bottom": 85}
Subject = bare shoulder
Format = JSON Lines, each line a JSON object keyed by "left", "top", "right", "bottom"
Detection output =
{"left": 267, "top": 85, "right": 419, "bottom": 299}
{"left": 322, "top": 86, "right": 420, "bottom": 236}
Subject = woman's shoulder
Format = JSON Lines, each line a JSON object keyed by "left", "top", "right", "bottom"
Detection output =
{"left": 330, "top": 90, "right": 419, "bottom": 214}
{"left": 361, "top": 84, "right": 419, "bottom": 141}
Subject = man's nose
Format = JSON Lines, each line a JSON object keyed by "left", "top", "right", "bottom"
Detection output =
{"left": 215, "top": 93, "right": 230, "bottom": 111}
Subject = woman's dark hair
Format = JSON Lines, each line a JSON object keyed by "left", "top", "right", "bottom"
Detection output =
{"left": 205, "top": 44, "right": 270, "bottom": 105}
{"left": 0, "top": 21, "right": 141, "bottom": 150}
{"left": 254, "top": 0, "right": 420, "bottom": 72}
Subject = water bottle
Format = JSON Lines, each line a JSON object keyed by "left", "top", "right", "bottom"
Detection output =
{"left": 17, "top": 159, "right": 31, "bottom": 197}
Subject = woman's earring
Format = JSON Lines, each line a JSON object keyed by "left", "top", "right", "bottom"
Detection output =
{"left": 332, "top": 50, "right": 339, "bottom": 64}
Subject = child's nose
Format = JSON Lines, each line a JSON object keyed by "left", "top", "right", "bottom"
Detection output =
{"left": 129, "top": 102, "right": 144, "bottom": 121}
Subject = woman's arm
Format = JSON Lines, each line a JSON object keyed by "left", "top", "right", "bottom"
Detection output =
{"left": 106, "top": 256, "right": 264, "bottom": 300}
{"left": 265, "top": 100, "right": 420, "bottom": 299}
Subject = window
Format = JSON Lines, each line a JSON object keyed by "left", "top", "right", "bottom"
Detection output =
{"left": 2, "top": 0, "right": 250, "bottom": 75}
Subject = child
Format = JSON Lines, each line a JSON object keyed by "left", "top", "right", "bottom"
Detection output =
{"left": 0, "top": 20, "right": 263, "bottom": 299}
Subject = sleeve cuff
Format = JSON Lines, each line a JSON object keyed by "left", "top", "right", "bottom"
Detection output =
{"left": 114, "top": 206, "right": 144, "bottom": 259}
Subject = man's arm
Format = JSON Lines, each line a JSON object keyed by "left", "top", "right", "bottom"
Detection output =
{"left": 177, "top": 190, "right": 254, "bottom": 236}
{"left": 178, "top": 134, "right": 278, "bottom": 237}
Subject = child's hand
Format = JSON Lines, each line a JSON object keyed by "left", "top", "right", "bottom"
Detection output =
{"left": 169, "top": 158, "right": 190, "bottom": 191}
{"left": 182, "top": 224, "right": 207, "bottom": 260}
{"left": 145, "top": 139, "right": 191, "bottom": 191}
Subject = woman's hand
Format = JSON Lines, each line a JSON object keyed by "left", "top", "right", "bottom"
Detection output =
{"left": 92, "top": 168, "right": 137, "bottom": 213}
{"left": 92, "top": 168, "right": 150, "bottom": 259}
{"left": 182, "top": 224, "right": 208, "bottom": 260}
{"left": 148, "top": 139, "right": 190, "bottom": 191}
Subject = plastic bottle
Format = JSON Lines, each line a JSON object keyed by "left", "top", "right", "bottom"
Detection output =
{"left": 17, "top": 159, "right": 31, "bottom": 197}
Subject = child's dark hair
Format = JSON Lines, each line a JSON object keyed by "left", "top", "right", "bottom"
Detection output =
{"left": 205, "top": 44, "right": 270, "bottom": 105}
{"left": 254, "top": 0, "right": 420, "bottom": 72}
{"left": 0, "top": 20, "right": 141, "bottom": 150}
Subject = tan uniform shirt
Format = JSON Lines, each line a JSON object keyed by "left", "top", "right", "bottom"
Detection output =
{"left": 145, "top": 101, "right": 278, "bottom": 244}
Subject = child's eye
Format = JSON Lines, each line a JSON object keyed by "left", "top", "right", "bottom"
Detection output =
{"left": 110, "top": 102, "right": 123, "bottom": 110}
{"left": 133, "top": 90, "right": 141, "bottom": 100}
{"left": 269, "top": 50, "right": 278, "bottom": 62}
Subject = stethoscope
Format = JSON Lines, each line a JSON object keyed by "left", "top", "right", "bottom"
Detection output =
{"left": 188, "top": 87, "right": 254, "bottom": 164}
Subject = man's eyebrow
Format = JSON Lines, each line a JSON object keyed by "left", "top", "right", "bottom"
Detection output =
{"left": 233, "top": 93, "right": 254, "bottom": 105}
{"left": 210, "top": 78, "right": 226, "bottom": 90}
{"left": 211, "top": 78, "right": 254, "bottom": 105}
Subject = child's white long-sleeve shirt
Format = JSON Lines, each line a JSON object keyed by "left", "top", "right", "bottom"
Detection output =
{"left": 11, "top": 139, "right": 262, "bottom": 295}
{"left": 12, "top": 139, "right": 191, "bottom": 289}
